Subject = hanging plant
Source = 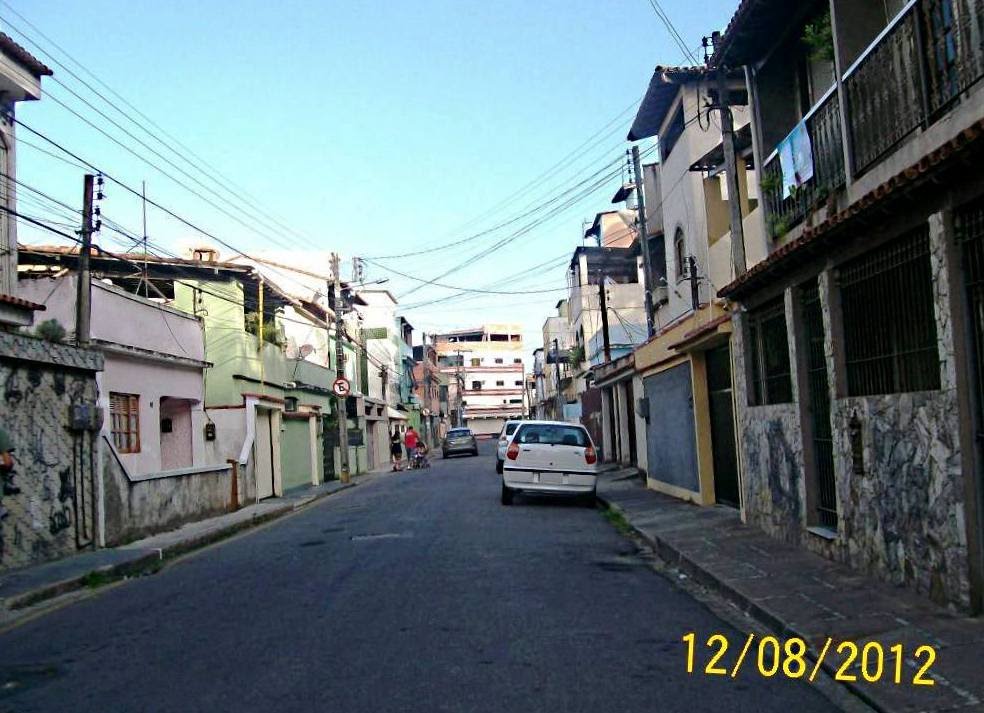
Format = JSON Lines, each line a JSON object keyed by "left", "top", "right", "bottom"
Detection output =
{"left": 803, "top": 11, "right": 835, "bottom": 64}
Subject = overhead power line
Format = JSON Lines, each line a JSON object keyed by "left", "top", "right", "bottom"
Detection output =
{"left": 0, "top": 4, "right": 315, "bottom": 248}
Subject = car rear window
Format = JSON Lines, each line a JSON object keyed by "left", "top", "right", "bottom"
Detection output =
{"left": 447, "top": 429, "right": 472, "bottom": 437}
{"left": 504, "top": 423, "right": 519, "bottom": 435}
{"left": 514, "top": 424, "right": 590, "bottom": 447}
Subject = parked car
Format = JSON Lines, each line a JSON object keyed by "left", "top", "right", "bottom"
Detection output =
{"left": 500, "top": 420, "right": 597, "bottom": 506}
{"left": 442, "top": 428, "right": 478, "bottom": 458}
{"left": 495, "top": 420, "right": 522, "bottom": 474}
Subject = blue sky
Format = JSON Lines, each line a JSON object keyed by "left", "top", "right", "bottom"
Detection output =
{"left": 10, "top": 0, "right": 738, "bottom": 349}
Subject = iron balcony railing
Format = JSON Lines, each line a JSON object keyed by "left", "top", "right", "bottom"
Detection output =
{"left": 761, "top": 87, "right": 845, "bottom": 238}
{"left": 845, "top": 0, "right": 984, "bottom": 174}
{"left": 762, "top": 0, "right": 983, "bottom": 237}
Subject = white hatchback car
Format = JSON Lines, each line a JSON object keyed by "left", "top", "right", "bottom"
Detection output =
{"left": 495, "top": 420, "right": 523, "bottom": 474}
{"left": 501, "top": 420, "right": 598, "bottom": 506}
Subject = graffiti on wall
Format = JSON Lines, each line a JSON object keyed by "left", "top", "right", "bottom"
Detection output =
{"left": 0, "top": 357, "right": 97, "bottom": 570}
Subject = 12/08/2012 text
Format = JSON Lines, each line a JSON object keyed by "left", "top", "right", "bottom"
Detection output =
{"left": 681, "top": 632, "right": 937, "bottom": 686}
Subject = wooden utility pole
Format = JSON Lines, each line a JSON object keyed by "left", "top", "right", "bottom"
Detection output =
{"left": 598, "top": 277, "right": 612, "bottom": 363}
{"left": 75, "top": 174, "right": 94, "bottom": 345}
{"left": 631, "top": 145, "right": 655, "bottom": 338}
{"left": 330, "top": 252, "right": 351, "bottom": 483}
{"left": 717, "top": 65, "right": 747, "bottom": 277}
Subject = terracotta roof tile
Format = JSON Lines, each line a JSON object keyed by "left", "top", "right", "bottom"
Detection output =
{"left": 0, "top": 292, "right": 45, "bottom": 311}
{"left": 0, "top": 32, "right": 52, "bottom": 77}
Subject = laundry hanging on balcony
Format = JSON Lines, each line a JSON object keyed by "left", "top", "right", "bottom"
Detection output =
{"left": 778, "top": 119, "right": 814, "bottom": 199}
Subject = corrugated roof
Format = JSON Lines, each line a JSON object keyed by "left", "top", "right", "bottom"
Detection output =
{"left": 719, "top": 119, "right": 984, "bottom": 300}
{"left": 709, "top": 0, "right": 824, "bottom": 67}
{"left": 0, "top": 32, "right": 53, "bottom": 77}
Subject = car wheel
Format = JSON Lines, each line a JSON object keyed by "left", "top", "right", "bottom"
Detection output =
{"left": 581, "top": 490, "right": 597, "bottom": 508}
{"left": 495, "top": 459, "right": 503, "bottom": 474}
{"left": 442, "top": 451, "right": 448, "bottom": 459}
{"left": 500, "top": 483, "right": 514, "bottom": 506}
{"left": 471, "top": 449, "right": 479, "bottom": 457}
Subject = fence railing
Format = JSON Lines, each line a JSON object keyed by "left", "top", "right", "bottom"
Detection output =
{"left": 761, "top": 88, "right": 845, "bottom": 237}
{"left": 845, "top": 0, "right": 984, "bottom": 174}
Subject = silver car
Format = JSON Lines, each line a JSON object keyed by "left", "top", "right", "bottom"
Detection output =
{"left": 495, "top": 420, "right": 522, "bottom": 474}
{"left": 442, "top": 428, "right": 478, "bottom": 458}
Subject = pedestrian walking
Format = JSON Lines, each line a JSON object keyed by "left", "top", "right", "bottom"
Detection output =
{"left": 390, "top": 429, "right": 404, "bottom": 471}
{"left": 404, "top": 426, "right": 419, "bottom": 469}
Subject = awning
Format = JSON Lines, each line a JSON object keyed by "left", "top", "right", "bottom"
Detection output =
{"left": 386, "top": 407, "right": 409, "bottom": 421}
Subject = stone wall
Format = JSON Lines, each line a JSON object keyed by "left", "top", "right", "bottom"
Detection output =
{"left": 731, "top": 210, "right": 973, "bottom": 610}
{"left": 732, "top": 306, "right": 807, "bottom": 542}
{"left": 0, "top": 331, "right": 102, "bottom": 571}
{"left": 101, "top": 438, "right": 235, "bottom": 546}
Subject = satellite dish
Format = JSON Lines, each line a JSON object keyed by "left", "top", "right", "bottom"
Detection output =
{"left": 298, "top": 344, "right": 314, "bottom": 359}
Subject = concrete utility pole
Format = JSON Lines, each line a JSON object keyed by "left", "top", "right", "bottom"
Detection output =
{"left": 716, "top": 62, "right": 747, "bottom": 277}
{"left": 688, "top": 255, "right": 701, "bottom": 312}
{"left": 455, "top": 349, "right": 464, "bottom": 427}
{"left": 75, "top": 174, "right": 94, "bottom": 345}
{"left": 631, "top": 145, "right": 655, "bottom": 338}
{"left": 552, "top": 338, "right": 564, "bottom": 420}
{"left": 598, "top": 277, "right": 612, "bottom": 363}
{"left": 330, "top": 252, "right": 351, "bottom": 483}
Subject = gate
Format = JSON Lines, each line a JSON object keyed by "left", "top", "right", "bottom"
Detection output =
{"left": 957, "top": 197, "right": 984, "bottom": 610}
{"left": 801, "top": 278, "right": 838, "bottom": 529}
{"left": 706, "top": 345, "right": 740, "bottom": 507}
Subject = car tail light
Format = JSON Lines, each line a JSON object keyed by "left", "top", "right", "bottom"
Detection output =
{"left": 506, "top": 443, "right": 520, "bottom": 460}
{"left": 584, "top": 446, "right": 597, "bottom": 465}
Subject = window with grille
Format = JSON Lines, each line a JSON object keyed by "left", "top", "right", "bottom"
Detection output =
{"left": 496, "top": 380, "right": 505, "bottom": 386}
{"left": 110, "top": 392, "right": 140, "bottom": 453}
{"left": 747, "top": 299, "right": 793, "bottom": 405}
{"left": 840, "top": 227, "right": 940, "bottom": 396}
{"left": 470, "top": 358, "right": 481, "bottom": 366}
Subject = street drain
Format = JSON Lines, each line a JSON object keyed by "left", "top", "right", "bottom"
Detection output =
{"left": 298, "top": 539, "right": 327, "bottom": 547}
{"left": 350, "top": 532, "right": 410, "bottom": 542}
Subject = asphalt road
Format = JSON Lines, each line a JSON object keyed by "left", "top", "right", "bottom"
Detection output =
{"left": 0, "top": 442, "right": 837, "bottom": 713}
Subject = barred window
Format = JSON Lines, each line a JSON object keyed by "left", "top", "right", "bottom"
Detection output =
{"left": 110, "top": 392, "right": 140, "bottom": 453}
{"left": 840, "top": 227, "right": 940, "bottom": 396}
{"left": 748, "top": 299, "right": 793, "bottom": 405}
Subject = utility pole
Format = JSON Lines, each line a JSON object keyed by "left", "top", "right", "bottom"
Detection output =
{"left": 688, "top": 255, "right": 701, "bottom": 312}
{"left": 552, "top": 338, "right": 564, "bottom": 420}
{"left": 716, "top": 56, "right": 747, "bottom": 277}
{"left": 598, "top": 277, "right": 612, "bottom": 363}
{"left": 75, "top": 174, "right": 94, "bottom": 346}
{"left": 330, "top": 252, "right": 351, "bottom": 483}
{"left": 631, "top": 145, "right": 655, "bottom": 338}
{"left": 455, "top": 349, "right": 464, "bottom": 427}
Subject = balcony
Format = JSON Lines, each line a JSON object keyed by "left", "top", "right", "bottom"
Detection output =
{"left": 761, "top": 87, "right": 845, "bottom": 237}
{"left": 845, "top": 0, "right": 984, "bottom": 173}
{"left": 761, "top": 0, "right": 983, "bottom": 237}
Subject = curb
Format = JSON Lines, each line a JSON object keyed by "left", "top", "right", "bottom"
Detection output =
{"left": 597, "top": 494, "right": 889, "bottom": 713}
{"left": 3, "top": 481, "right": 359, "bottom": 613}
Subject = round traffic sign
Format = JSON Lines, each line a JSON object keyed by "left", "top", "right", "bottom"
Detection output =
{"left": 332, "top": 377, "right": 351, "bottom": 397}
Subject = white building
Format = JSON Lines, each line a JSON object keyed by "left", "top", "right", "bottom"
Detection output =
{"left": 434, "top": 324, "right": 525, "bottom": 436}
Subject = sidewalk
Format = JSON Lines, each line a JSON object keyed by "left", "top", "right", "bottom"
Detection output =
{"left": 0, "top": 470, "right": 383, "bottom": 614}
{"left": 597, "top": 468, "right": 984, "bottom": 713}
